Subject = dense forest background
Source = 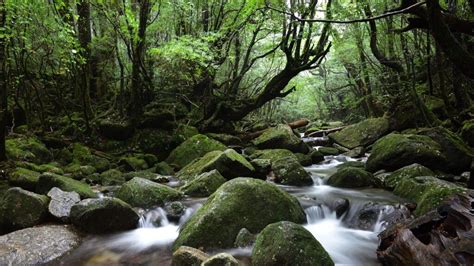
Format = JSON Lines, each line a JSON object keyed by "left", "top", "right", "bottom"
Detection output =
{"left": 0, "top": 0, "right": 472, "bottom": 160}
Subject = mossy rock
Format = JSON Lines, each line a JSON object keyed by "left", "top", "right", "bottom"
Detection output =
{"left": 252, "top": 221, "right": 333, "bottom": 266}
{"left": 460, "top": 120, "right": 474, "bottom": 147}
{"left": 96, "top": 119, "right": 135, "bottom": 140}
{"left": 172, "top": 178, "right": 306, "bottom": 251}
{"left": 393, "top": 175, "right": 466, "bottom": 215}
{"left": 70, "top": 197, "right": 139, "bottom": 234}
{"left": 202, "top": 253, "right": 239, "bottom": 266}
{"left": 16, "top": 162, "right": 64, "bottom": 175}
{"left": 318, "top": 147, "right": 339, "bottom": 156}
{"left": 424, "top": 95, "right": 448, "bottom": 119}
{"left": 335, "top": 161, "right": 366, "bottom": 169}
{"left": 310, "top": 150, "right": 325, "bottom": 164}
{"left": 6, "top": 136, "right": 52, "bottom": 163}
{"left": 155, "top": 161, "right": 174, "bottom": 176}
{"left": 250, "top": 159, "right": 271, "bottom": 179}
{"left": 206, "top": 133, "right": 243, "bottom": 146}
{"left": 36, "top": 173, "right": 96, "bottom": 199}
{"left": 9, "top": 167, "right": 41, "bottom": 191}
{"left": 64, "top": 164, "right": 97, "bottom": 180}
{"left": 123, "top": 170, "right": 160, "bottom": 181}
{"left": 272, "top": 157, "right": 313, "bottom": 186}
{"left": 98, "top": 169, "right": 125, "bottom": 186}
{"left": 130, "top": 129, "right": 175, "bottom": 160}
{"left": 327, "top": 167, "right": 375, "bottom": 188}
{"left": 328, "top": 118, "right": 390, "bottom": 149}
{"left": 118, "top": 155, "right": 149, "bottom": 171}
{"left": 172, "top": 246, "right": 210, "bottom": 266}
{"left": 71, "top": 143, "right": 93, "bottom": 164}
{"left": 166, "top": 134, "right": 227, "bottom": 169}
{"left": 249, "top": 149, "right": 297, "bottom": 164}
{"left": 252, "top": 124, "right": 309, "bottom": 154}
{"left": 177, "top": 149, "right": 255, "bottom": 181}
{"left": 90, "top": 156, "right": 111, "bottom": 173}
{"left": 115, "top": 177, "right": 183, "bottom": 208}
{"left": 384, "top": 163, "right": 434, "bottom": 190}
{"left": 180, "top": 170, "right": 226, "bottom": 197}
{"left": 1, "top": 187, "right": 49, "bottom": 231}
{"left": 295, "top": 153, "right": 312, "bottom": 166}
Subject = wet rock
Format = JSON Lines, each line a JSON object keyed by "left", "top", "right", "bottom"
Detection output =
{"left": 36, "top": 172, "right": 96, "bottom": 199}
{"left": 180, "top": 170, "right": 226, "bottom": 197}
{"left": 70, "top": 197, "right": 139, "bottom": 234}
{"left": 336, "top": 161, "right": 365, "bottom": 169}
{"left": 118, "top": 155, "right": 149, "bottom": 171}
{"left": 384, "top": 163, "right": 434, "bottom": 190}
{"left": 116, "top": 177, "right": 182, "bottom": 208}
{"left": 234, "top": 228, "right": 256, "bottom": 247}
{"left": 250, "top": 159, "right": 271, "bottom": 179}
{"left": 172, "top": 246, "right": 210, "bottom": 266}
{"left": 177, "top": 149, "right": 255, "bottom": 181}
{"left": 349, "top": 202, "right": 411, "bottom": 231}
{"left": 272, "top": 157, "right": 313, "bottom": 186}
{"left": 329, "top": 198, "right": 350, "bottom": 218}
{"left": 166, "top": 134, "right": 227, "bottom": 169}
{"left": 295, "top": 153, "right": 312, "bottom": 166}
{"left": 0, "top": 187, "right": 49, "bottom": 231}
{"left": 16, "top": 161, "right": 64, "bottom": 175}
{"left": 64, "top": 164, "right": 97, "bottom": 180}
{"left": 123, "top": 170, "right": 160, "bottom": 181}
{"left": 460, "top": 120, "right": 474, "bottom": 146}
{"left": 6, "top": 135, "right": 52, "bottom": 163}
{"left": 155, "top": 161, "right": 174, "bottom": 175}
{"left": 0, "top": 225, "right": 81, "bottom": 265}
{"left": 165, "top": 201, "right": 186, "bottom": 222}
{"left": 309, "top": 149, "right": 324, "bottom": 164}
{"left": 249, "top": 149, "right": 298, "bottom": 163}
{"left": 98, "top": 169, "right": 125, "bottom": 185}
{"left": 318, "top": 147, "right": 339, "bottom": 156}
{"left": 328, "top": 117, "right": 390, "bottom": 149}
{"left": 327, "top": 167, "right": 375, "bottom": 188}
{"left": 343, "top": 146, "right": 366, "bottom": 158}
{"left": 252, "top": 221, "right": 333, "bottom": 266}
{"left": 202, "top": 253, "right": 239, "bottom": 266}
{"left": 172, "top": 178, "right": 306, "bottom": 251}
{"left": 90, "top": 156, "right": 111, "bottom": 173}
{"left": 8, "top": 167, "right": 40, "bottom": 191}
{"left": 47, "top": 187, "right": 81, "bottom": 222}
{"left": 252, "top": 124, "right": 309, "bottom": 154}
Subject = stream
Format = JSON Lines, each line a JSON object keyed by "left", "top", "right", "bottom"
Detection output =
{"left": 61, "top": 152, "right": 406, "bottom": 266}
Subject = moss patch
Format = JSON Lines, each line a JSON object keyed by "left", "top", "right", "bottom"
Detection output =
{"left": 328, "top": 117, "right": 390, "bottom": 149}
{"left": 36, "top": 172, "right": 96, "bottom": 199}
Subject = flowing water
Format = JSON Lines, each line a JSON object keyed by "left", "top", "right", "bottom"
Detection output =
{"left": 61, "top": 153, "right": 406, "bottom": 266}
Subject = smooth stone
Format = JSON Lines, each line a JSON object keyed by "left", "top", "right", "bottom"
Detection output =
{"left": 47, "top": 187, "right": 81, "bottom": 222}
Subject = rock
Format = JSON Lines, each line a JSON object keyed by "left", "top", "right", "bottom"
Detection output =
{"left": 6, "top": 136, "right": 52, "bottom": 163}
{"left": 328, "top": 198, "right": 350, "bottom": 218}
{"left": 309, "top": 149, "right": 325, "bottom": 164}
{"left": 328, "top": 117, "right": 390, "bottom": 149}
{"left": 64, "top": 164, "right": 97, "bottom": 180}
{"left": 249, "top": 149, "right": 298, "bottom": 163}
{"left": 115, "top": 177, "right": 182, "bottom": 208}
{"left": 47, "top": 187, "right": 81, "bottom": 222}
{"left": 460, "top": 120, "right": 474, "bottom": 147}
{"left": 16, "top": 161, "right": 64, "bottom": 175}
{"left": 36, "top": 172, "right": 96, "bottom": 199}
{"left": 71, "top": 143, "right": 93, "bottom": 164}
{"left": 336, "top": 161, "right": 365, "bottom": 169}
{"left": 172, "top": 246, "right": 210, "bottom": 266}
{"left": 327, "top": 167, "right": 375, "bottom": 188}
{"left": 0, "top": 225, "right": 81, "bottom": 265}
{"left": 393, "top": 175, "right": 466, "bottom": 215}
{"left": 366, "top": 133, "right": 447, "bottom": 173}
{"left": 1, "top": 187, "right": 49, "bottom": 231}
{"left": 349, "top": 203, "right": 411, "bottom": 231}
{"left": 70, "top": 197, "right": 139, "bottom": 234}
{"left": 272, "top": 157, "right": 313, "bottom": 186}
{"left": 180, "top": 170, "right": 226, "bottom": 197}
{"left": 123, "top": 170, "right": 159, "bottom": 181}
{"left": 9, "top": 167, "right": 40, "bottom": 191}
{"left": 177, "top": 149, "right": 255, "bottom": 181}
{"left": 165, "top": 201, "right": 186, "bottom": 222}
{"left": 99, "top": 169, "right": 125, "bottom": 185}
{"left": 252, "top": 221, "right": 333, "bottom": 266}
{"left": 424, "top": 95, "right": 448, "bottom": 119}
{"left": 118, "top": 155, "right": 149, "bottom": 171}
{"left": 155, "top": 161, "right": 175, "bottom": 175}
{"left": 90, "top": 156, "right": 111, "bottom": 173}
{"left": 207, "top": 133, "right": 243, "bottom": 146}
{"left": 318, "top": 147, "right": 339, "bottom": 156}
{"left": 343, "top": 146, "right": 366, "bottom": 158}
{"left": 252, "top": 124, "right": 309, "bottom": 153}
{"left": 384, "top": 163, "right": 434, "bottom": 190}
{"left": 250, "top": 159, "right": 271, "bottom": 179}
{"left": 295, "top": 153, "right": 312, "bottom": 166}
{"left": 202, "top": 253, "right": 239, "bottom": 266}
{"left": 166, "top": 134, "right": 227, "bottom": 169}
{"left": 97, "top": 119, "right": 135, "bottom": 140}
{"left": 172, "top": 178, "right": 306, "bottom": 251}
{"left": 234, "top": 228, "right": 256, "bottom": 247}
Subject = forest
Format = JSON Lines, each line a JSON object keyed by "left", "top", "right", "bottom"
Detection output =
{"left": 0, "top": 0, "right": 473, "bottom": 265}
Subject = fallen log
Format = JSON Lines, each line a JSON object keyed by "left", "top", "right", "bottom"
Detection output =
{"left": 305, "top": 126, "right": 346, "bottom": 138}
{"left": 240, "top": 119, "right": 309, "bottom": 142}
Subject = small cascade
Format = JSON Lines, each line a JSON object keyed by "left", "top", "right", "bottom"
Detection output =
{"left": 139, "top": 207, "right": 169, "bottom": 228}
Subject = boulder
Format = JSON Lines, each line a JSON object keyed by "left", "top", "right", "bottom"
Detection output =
{"left": 71, "top": 143, "right": 93, "bottom": 164}
{"left": 177, "top": 149, "right": 255, "bottom": 181}
{"left": 115, "top": 177, "right": 182, "bottom": 208}
{"left": 172, "top": 246, "right": 210, "bottom": 266}
{"left": 272, "top": 157, "right": 313, "bottom": 186}
{"left": 6, "top": 136, "right": 52, "bottom": 163}
{"left": 336, "top": 161, "right": 365, "bottom": 169}
{"left": 166, "top": 134, "right": 227, "bottom": 169}
{"left": 63, "top": 164, "right": 96, "bottom": 180}
{"left": 309, "top": 150, "right": 325, "bottom": 164}
{"left": 98, "top": 169, "right": 125, "bottom": 185}
{"left": 16, "top": 161, "right": 64, "bottom": 175}
{"left": 47, "top": 187, "right": 81, "bottom": 222}
{"left": 97, "top": 119, "right": 135, "bottom": 140}
{"left": 172, "top": 178, "right": 306, "bottom": 251}
{"left": 250, "top": 159, "right": 271, "bottom": 179}
{"left": 164, "top": 201, "right": 186, "bottom": 222}
{"left": 8, "top": 167, "right": 40, "bottom": 191}
{"left": 327, "top": 167, "right": 375, "bottom": 188}
{"left": 155, "top": 161, "right": 174, "bottom": 175}
{"left": 252, "top": 124, "right": 309, "bottom": 153}
{"left": 0, "top": 225, "right": 81, "bottom": 265}
{"left": 202, "top": 253, "right": 239, "bottom": 266}
{"left": 384, "top": 163, "right": 434, "bottom": 190}
{"left": 349, "top": 203, "right": 411, "bottom": 231}
{"left": 249, "top": 149, "right": 298, "bottom": 163}
{"left": 234, "top": 228, "right": 256, "bottom": 247}
{"left": 343, "top": 146, "right": 366, "bottom": 158}
{"left": 36, "top": 173, "right": 96, "bottom": 199}
{"left": 328, "top": 118, "right": 390, "bottom": 149}
{"left": 90, "top": 156, "right": 111, "bottom": 173}
{"left": 318, "top": 147, "right": 339, "bottom": 156}
{"left": 179, "top": 170, "right": 226, "bottom": 197}
{"left": 70, "top": 197, "right": 139, "bottom": 234}
{"left": 252, "top": 221, "right": 333, "bottom": 266}
{"left": 207, "top": 133, "right": 243, "bottom": 146}
{"left": 118, "top": 155, "right": 149, "bottom": 171}
{"left": 460, "top": 120, "right": 474, "bottom": 147}
{"left": 1, "top": 187, "right": 49, "bottom": 231}
{"left": 295, "top": 153, "right": 313, "bottom": 166}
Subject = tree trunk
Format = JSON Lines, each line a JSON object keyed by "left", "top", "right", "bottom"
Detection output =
{"left": 0, "top": 0, "right": 6, "bottom": 161}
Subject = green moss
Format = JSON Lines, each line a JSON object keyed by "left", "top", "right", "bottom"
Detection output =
{"left": 249, "top": 149, "right": 297, "bottom": 163}
{"left": 36, "top": 172, "right": 96, "bottom": 198}
{"left": 318, "top": 147, "right": 339, "bottom": 156}
{"left": 461, "top": 120, "right": 474, "bottom": 146}
{"left": 294, "top": 153, "right": 312, "bottom": 166}
{"left": 327, "top": 167, "right": 375, "bottom": 188}
{"left": 180, "top": 170, "right": 226, "bottom": 197}
{"left": 252, "top": 125, "right": 308, "bottom": 153}
{"left": 99, "top": 169, "right": 125, "bottom": 185}
{"left": 9, "top": 167, "right": 41, "bottom": 190}
{"left": 336, "top": 161, "right": 366, "bottom": 169}
{"left": 6, "top": 136, "right": 52, "bottom": 163}
{"left": 16, "top": 161, "right": 64, "bottom": 175}
{"left": 328, "top": 117, "right": 390, "bottom": 149}
{"left": 272, "top": 157, "right": 313, "bottom": 186}
{"left": 172, "top": 178, "right": 306, "bottom": 251}
{"left": 206, "top": 133, "right": 242, "bottom": 146}
{"left": 155, "top": 161, "right": 174, "bottom": 175}
{"left": 119, "top": 156, "right": 149, "bottom": 171}
{"left": 384, "top": 163, "right": 434, "bottom": 190}
{"left": 72, "top": 143, "right": 93, "bottom": 164}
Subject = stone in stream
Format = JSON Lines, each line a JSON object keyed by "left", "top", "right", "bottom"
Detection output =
{"left": 295, "top": 153, "right": 313, "bottom": 166}
{"left": 202, "top": 253, "right": 239, "bottom": 266}
{"left": 70, "top": 197, "right": 139, "bottom": 234}
{"left": 172, "top": 246, "right": 210, "bottom": 266}
{"left": 309, "top": 149, "right": 325, "bottom": 164}
{"left": 250, "top": 159, "right": 272, "bottom": 179}
{"left": 383, "top": 163, "right": 434, "bottom": 190}
{"left": 36, "top": 172, "right": 96, "bottom": 199}
{"left": 318, "top": 146, "right": 339, "bottom": 156}
{"left": 179, "top": 170, "right": 226, "bottom": 197}
{"left": 97, "top": 169, "right": 125, "bottom": 186}
{"left": 348, "top": 202, "right": 411, "bottom": 231}
{"left": 249, "top": 148, "right": 298, "bottom": 163}
{"left": 8, "top": 167, "right": 40, "bottom": 191}
{"left": 343, "top": 146, "right": 366, "bottom": 158}
{"left": 328, "top": 117, "right": 390, "bottom": 149}
{"left": 0, "top": 225, "right": 81, "bottom": 265}
{"left": 155, "top": 161, "right": 175, "bottom": 175}
{"left": 115, "top": 177, "right": 183, "bottom": 208}
{"left": 252, "top": 221, "right": 334, "bottom": 266}
{"left": 252, "top": 124, "right": 310, "bottom": 154}
{"left": 234, "top": 228, "right": 256, "bottom": 247}
{"left": 164, "top": 201, "right": 186, "bottom": 222}
{"left": 0, "top": 187, "right": 49, "bottom": 231}
{"left": 272, "top": 157, "right": 313, "bottom": 186}
{"left": 172, "top": 178, "right": 306, "bottom": 251}
{"left": 327, "top": 167, "right": 376, "bottom": 188}
{"left": 47, "top": 187, "right": 81, "bottom": 222}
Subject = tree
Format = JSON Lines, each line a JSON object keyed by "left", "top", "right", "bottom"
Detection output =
{"left": 0, "top": 0, "right": 7, "bottom": 161}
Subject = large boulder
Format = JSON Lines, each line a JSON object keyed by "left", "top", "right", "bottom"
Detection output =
{"left": 36, "top": 173, "right": 96, "bottom": 199}
{"left": 166, "top": 134, "right": 227, "bottom": 169}
{"left": 202, "top": 253, "right": 239, "bottom": 266}
{"left": 172, "top": 246, "right": 210, "bottom": 266}
{"left": 98, "top": 169, "right": 125, "bottom": 185}
{"left": 115, "top": 177, "right": 182, "bottom": 208}
{"left": 0, "top": 225, "right": 81, "bottom": 265}
{"left": 252, "top": 221, "right": 333, "bottom": 266}
{"left": 384, "top": 163, "right": 434, "bottom": 190}
{"left": 328, "top": 117, "right": 390, "bottom": 149}
{"left": 47, "top": 187, "right": 81, "bottom": 222}
{"left": 272, "top": 157, "right": 313, "bottom": 186}
{"left": 327, "top": 167, "right": 375, "bottom": 188}
{"left": 8, "top": 167, "right": 40, "bottom": 191}
{"left": 252, "top": 124, "right": 309, "bottom": 153}
{"left": 180, "top": 170, "right": 226, "bottom": 197}
{"left": 176, "top": 149, "right": 255, "bottom": 181}
{"left": 6, "top": 136, "right": 52, "bottom": 163}
{"left": 172, "top": 178, "right": 306, "bottom": 251}
{"left": 70, "top": 197, "right": 139, "bottom": 234}
{"left": 1, "top": 187, "right": 49, "bottom": 231}
{"left": 249, "top": 149, "right": 298, "bottom": 163}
